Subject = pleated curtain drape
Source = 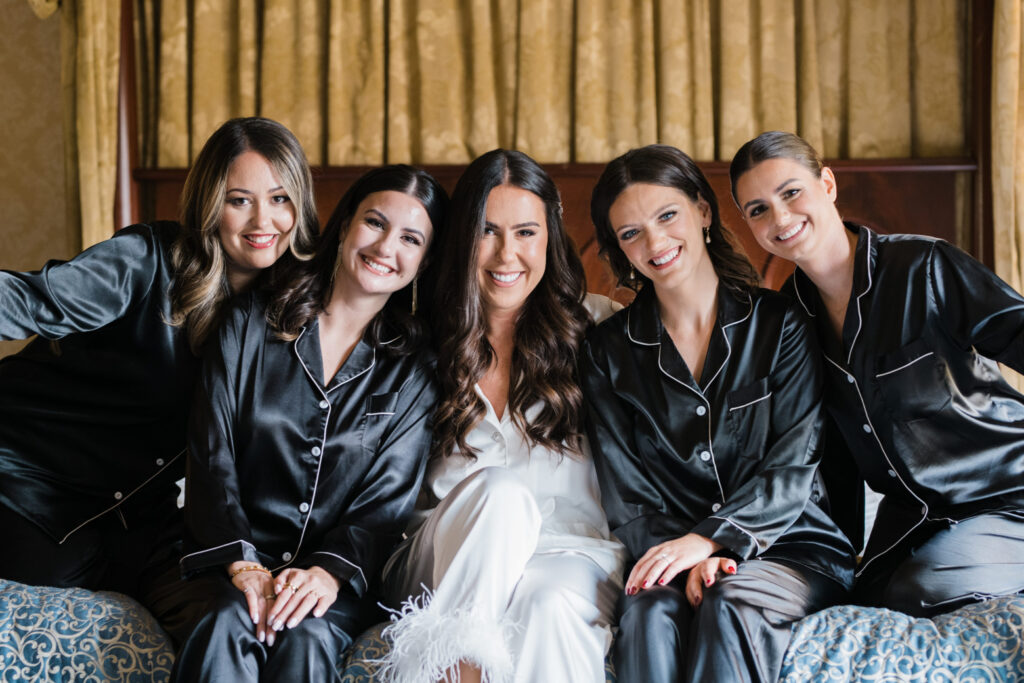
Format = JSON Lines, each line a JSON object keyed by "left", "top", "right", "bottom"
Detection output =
{"left": 37, "top": 0, "right": 993, "bottom": 251}
{"left": 137, "top": 0, "right": 967, "bottom": 171}
{"left": 993, "top": 0, "right": 1024, "bottom": 296}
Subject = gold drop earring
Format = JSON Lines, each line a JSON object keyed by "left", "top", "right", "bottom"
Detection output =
{"left": 703, "top": 226, "right": 711, "bottom": 244}
{"left": 629, "top": 265, "right": 636, "bottom": 283}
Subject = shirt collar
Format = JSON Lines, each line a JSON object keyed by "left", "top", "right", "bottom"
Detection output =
{"left": 294, "top": 316, "right": 377, "bottom": 393}
{"left": 626, "top": 281, "right": 753, "bottom": 345}
{"left": 791, "top": 221, "right": 876, "bottom": 318}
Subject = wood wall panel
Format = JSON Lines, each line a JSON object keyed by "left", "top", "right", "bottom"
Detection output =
{"left": 136, "top": 158, "right": 975, "bottom": 302}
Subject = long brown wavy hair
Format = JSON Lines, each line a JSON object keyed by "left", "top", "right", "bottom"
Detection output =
{"left": 168, "top": 117, "right": 319, "bottom": 353}
{"left": 265, "top": 165, "right": 449, "bottom": 356}
{"left": 590, "top": 144, "right": 759, "bottom": 294}
{"left": 433, "top": 149, "right": 590, "bottom": 460}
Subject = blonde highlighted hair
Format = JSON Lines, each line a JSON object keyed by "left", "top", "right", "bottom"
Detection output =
{"left": 167, "top": 117, "right": 319, "bottom": 353}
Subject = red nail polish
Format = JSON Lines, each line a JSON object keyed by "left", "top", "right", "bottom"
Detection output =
{"left": 726, "top": 566, "right": 736, "bottom": 574}
{"left": 705, "top": 578, "right": 712, "bottom": 586}
{"left": 658, "top": 578, "right": 666, "bottom": 585}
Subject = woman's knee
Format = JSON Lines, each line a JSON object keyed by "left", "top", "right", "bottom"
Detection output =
{"left": 619, "top": 585, "right": 687, "bottom": 637}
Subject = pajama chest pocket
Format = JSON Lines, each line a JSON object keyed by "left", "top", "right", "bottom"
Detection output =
{"left": 873, "top": 338, "right": 949, "bottom": 420}
{"left": 362, "top": 392, "right": 398, "bottom": 452}
{"left": 725, "top": 377, "right": 771, "bottom": 457}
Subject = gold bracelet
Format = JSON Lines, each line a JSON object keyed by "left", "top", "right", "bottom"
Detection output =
{"left": 229, "top": 564, "right": 271, "bottom": 579}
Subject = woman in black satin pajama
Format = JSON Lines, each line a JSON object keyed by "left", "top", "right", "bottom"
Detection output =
{"left": 582, "top": 145, "right": 855, "bottom": 683}
{"left": 0, "top": 118, "right": 318, "bottom": 629}
{"left": 731, "top": 131, "right": 1024, "bottom": 616}
{"left": 172, "top": 165, "right": 447, "bottom": 682}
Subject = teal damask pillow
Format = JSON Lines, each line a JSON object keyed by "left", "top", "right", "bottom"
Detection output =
{"left": 781, "top": 597, "right": 1024, "bottom": 682}
{"left": 0, "top": 579, "right": 173, "bottom": 683}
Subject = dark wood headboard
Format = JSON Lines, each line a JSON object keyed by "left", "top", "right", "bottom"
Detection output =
{"left": 136, "top": 158, "right": 977, "bottom": 299}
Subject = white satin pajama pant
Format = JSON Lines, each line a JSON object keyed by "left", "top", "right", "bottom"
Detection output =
{"left": 380, "top": 467, "right": 618, "bottom": 683}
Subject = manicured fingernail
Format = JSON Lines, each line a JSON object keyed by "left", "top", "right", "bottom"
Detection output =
{"left": 258, "top": 630, "right": 265, "bottom": 642}
{"left": 658, "top": 578, "right": 666, "bottom": 585}
{"left": 726, "top": 566, "right": 736, "bottom": 574}
{"left": 705, "top": 578, "right": 712, "bottom": 586}
{"left": 273, "top": 621, "right": 283, "bottom": 631}
{"left": 287, "top": 618, "right": 298, "bottom": 629}
{"left": 643, "top": 580, "right": 650, "bottom": 588}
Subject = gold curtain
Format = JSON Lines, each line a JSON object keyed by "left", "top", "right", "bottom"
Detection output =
{"left": 993, "top": 0, "right": 1024, "bottom": 390}
{"left": 137, "top": 0, "right": 967, "bottom": 168}
{"left": 55, "top": 0, "right": 120, "bottom": 249}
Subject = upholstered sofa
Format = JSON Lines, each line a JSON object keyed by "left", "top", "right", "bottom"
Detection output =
{"left": 2, "top": 578, "right": 1023, "bottom": 682}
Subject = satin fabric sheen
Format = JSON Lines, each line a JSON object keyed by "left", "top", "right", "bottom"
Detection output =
{"left": 180, "top": 292, "right": 437, "bottom": 598}
{"left": 581, "top": 284, "right": 855, "bottom": 585}
{"left": 0, "top": 222, "right": 196, "bottom": 544}
{"left": 788, "top": 224, "right": 1024, "bottom": 576}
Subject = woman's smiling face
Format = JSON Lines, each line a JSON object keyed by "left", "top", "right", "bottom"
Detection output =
{"left": 608, "top": 182, "right": 712, "bottom": 291}
{"left": 733, "top": 157, "right": 840, "bottom": 265}
{"left": 475, "top": 184, "right": 549, "bottom": 316}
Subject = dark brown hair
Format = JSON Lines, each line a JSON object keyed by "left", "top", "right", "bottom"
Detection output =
{"left": 169, "top": 117, "right": 319, "bottom": 352}
{"left": 590, "top": 144, "right": 759, "bottom": 294}
{"left": 433, "top": 149, "right": 589, "bottom": 460}
{"left": 266, "top": 165, "right": 448, "bottom": 355}
{"left": 729, "top": 130, "right": 825, "bottom": 203}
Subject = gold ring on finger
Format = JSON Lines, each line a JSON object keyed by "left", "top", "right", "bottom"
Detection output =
{"left": 264, "top": 594, "right": 276, "bottom": 600}
{"left": 285, "top": 582, "right": 298, "bottom": 593}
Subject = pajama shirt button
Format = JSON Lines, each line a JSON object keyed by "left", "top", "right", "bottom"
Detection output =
{"left": 696, "top": 406, "right": 707, "bottom": 416}
{"left": 156, "top": 458, "right": 164, "bottom": 466}
{"left": 492, "top": 432, "right": 502, "bottom": 442}
{"left": 311, "top": 446, "right": 322, "bottom": 456}
{"left": 888, "top": 469, "right": 896, "bottom": 477}
{"left": 699, "top": 451, "right": 711, "bottom": 462}
{"left": 319, "top": 400, "right": 329, "bottom": 410}
{"left": 282, "top": 552, "right": 292, "bottom": 561}
{"left": 299, "top": 502, "right": 309, "bottom": 513}
{"left": 862, "top": 424, "right": 871, "bottom": 433}
{"left": 847, "top": 374, "right": 855, "bottom": 383}
{"left": 114, "top": 491, "right": 123, "bottom": 500}
{"left": 712, "top": 503, "right": 721, "bottom": 512}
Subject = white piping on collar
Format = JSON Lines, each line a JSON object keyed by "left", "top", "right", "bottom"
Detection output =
{"left": 701, "top": 292, "right": 753, "bottom": 392}
{"left": 847, "top": 230, "right": 874, "bottom": 366}
{"left": 625, "top": 305, "right": 659, "bottom": 347}
{"left": 793, "top": 276, "right": 814, "bottom": 317}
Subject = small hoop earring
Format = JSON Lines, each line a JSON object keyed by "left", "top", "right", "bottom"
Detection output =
{"left": 703, "top": 226, "right": 711, "bottom": 244}
{"left": 411, "top": 278, "right": 418, "bottom": 315}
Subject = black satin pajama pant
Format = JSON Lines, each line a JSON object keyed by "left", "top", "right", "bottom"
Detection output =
{"left": 855, "top": 504, "right": 1024, "bottom": 617}
{"left": 171, "top": 577, "right": 369, "bottom": 683}
{"left": 614, "top": 558, "right": 848, "bottom": 683}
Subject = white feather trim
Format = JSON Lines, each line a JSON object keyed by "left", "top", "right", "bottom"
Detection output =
{"left": 376, "top": 589, "right": 516, "bottom": 683}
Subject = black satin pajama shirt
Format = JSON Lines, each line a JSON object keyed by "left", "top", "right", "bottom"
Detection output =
{"left": 788, "top": 224, "right": 1024, "bottom": 609}
{"left": 581, "top": 284, "right": 854, "bottom": 683}
{"left": 180, "top": 293, "right": 437, "bottom": 598}
{"left": 0, "top": 223, "right": 194, "bottom": 576}
{"left": 582, "top": 284, "right": 854, "bottom": 582}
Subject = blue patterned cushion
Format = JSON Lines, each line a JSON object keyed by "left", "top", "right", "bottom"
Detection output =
{"left": 0, "top": 579, "right": 174, "bottom": 683}
{"left": 781, "top": 597, "right": 1024, "bottom": 682}
{"left": 340, "top": 622, "right": 618, "bottom": 682}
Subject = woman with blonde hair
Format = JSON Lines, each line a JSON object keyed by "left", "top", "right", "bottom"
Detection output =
{"left": 0, "top": 117, "right": 317, "bottom": 618}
